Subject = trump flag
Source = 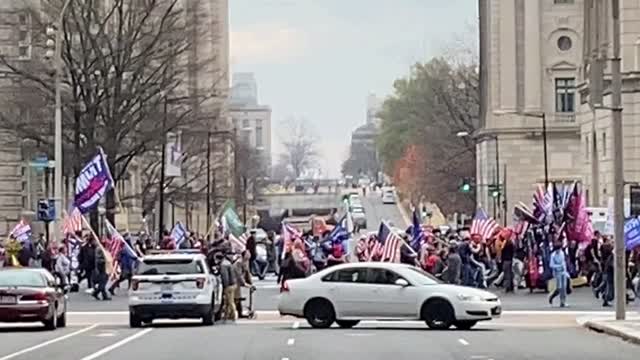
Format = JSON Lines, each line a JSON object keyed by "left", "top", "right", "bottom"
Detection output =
{"left": 74, "top": 148, "right": 114, "bottom": 214}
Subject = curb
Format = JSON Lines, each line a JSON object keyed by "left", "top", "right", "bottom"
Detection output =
{"left": 584, "top": 320, "right": 640, "bottom": 345}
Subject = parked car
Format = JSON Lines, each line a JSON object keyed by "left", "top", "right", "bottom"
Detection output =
{"left": 0, "top": 268, "right": 68, "bottom": 330}
{"left": 381, "top": 189, "right": 396, "bottom": 204}
{"left": 278, "top": 262, "right": 501, "bottom": 330}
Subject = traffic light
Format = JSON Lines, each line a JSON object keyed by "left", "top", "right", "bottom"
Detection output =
{"left": 37, "top": 199, "right": 55, "bottom": 222}
{"left": 460, "top": 178, "right": 472, "bottom": 193}
{"left": 488, "top": 184, "right": 501, "bottom": 198}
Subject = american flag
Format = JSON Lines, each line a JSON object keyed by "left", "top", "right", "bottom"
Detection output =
{"left": 11, "top": 219, "right": 32, "bottom": 242}
{"left": 230, "top": 232, "right": 249, "bottom": 252}
{"left": 62, "top": 208, "right": 83, "bottom": 235}
{"left": 513, "top": 220, "right": 530, "bottom": 239}
{"left": 377, "top": 221, "right": 402, "bottom": 262}
{"left": 533, "top": 183, "right": 554, "bottom": 224}
{"left": 281, "top": 222, "right": 303, "bottom": 259}
{"left": 470, "top": 208, "right": 499, "bottom": 241}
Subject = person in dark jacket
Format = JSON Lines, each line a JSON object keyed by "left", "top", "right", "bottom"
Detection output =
{"left": 244, "top": 231, "right": 257, "bottom": 274}
{"left": 79, "top": 237, "right": 96, "bottom": 289}
{"left": 219, "top": 252, "right": 238, "bottom": 321}
{"left": 109, "top": 237, "right": 137, "bottom": 295}
{"left": 92, "top": 244, "right": 111, "bottom": 301}
{"left": 444, "top": 242, "right": 462, "bottom": 285}
{"left": 501, "top": 237, "right": 515, "bottom": 293}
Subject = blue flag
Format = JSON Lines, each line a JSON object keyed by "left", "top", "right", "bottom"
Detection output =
{"left": 625, "top": 217, "right": 640, "bottom": 250}
{"left": 171, "top": 222, "right": 188, "bottom": 247}
{"left": 410, "top": 208, "right": 424, "bottom": 251}
{"left": 74, "top": 148, "right": 114, "bottom": 214}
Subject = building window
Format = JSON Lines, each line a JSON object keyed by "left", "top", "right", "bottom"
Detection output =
{"left": 18, "top": 30, "right": 28, "bottom": 42}
{"left": 585, "top": 137, "right": 589, "bottom": 161}
{"left": 557, "top": 36, "right": 572, "bottom": 51}
{"left": 18, "top": 12, "right": 29, "bottom": 26}
{"left": 242, "top": 119, "right": 250, "bottom": 129}
{"left": 255, "top": 125, "right": 263, "bottom": 148}
{"left": 555, "top": 78, "right": 575, "bottom": 112}
{"left": 18, "top": 45, "right": 30, "bottom": 60}
{"left": 554, "top": 0, "right": 574, "bottom": 4}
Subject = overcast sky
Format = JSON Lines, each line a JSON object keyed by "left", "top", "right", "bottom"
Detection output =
{"left": 229, "top": 0, "right": 477, "bottom": 177}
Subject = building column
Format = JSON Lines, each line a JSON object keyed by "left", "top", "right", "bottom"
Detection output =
{"left": 499, "top": 0, "right": 517, "bottom": 110}
{"left": 523, "top": 0, "right": 542, "bottom": 112}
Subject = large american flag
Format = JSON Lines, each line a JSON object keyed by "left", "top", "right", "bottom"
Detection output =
{"left": 470, "top": 208, "right": 499, "bottom": 241}
{"left": 281, "top": 222, "right": 303, "bottom": 259}
{"left": 377, "top": 221, "right": 402, "bottom": 262}
{"left": 230, "top": 232, "right": 249, "bottom": 252}
{"left": 62, "top": 208, "right": 83, "bottom": 235}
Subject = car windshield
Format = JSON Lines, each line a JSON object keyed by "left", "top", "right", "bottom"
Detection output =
{"left": 0, "top": 271, "right": 47, "bottom": 287}
{"left": 137, "top": 259, "right": 204, "bottom": 275}
{"left": 402, "top": 267, "right": 440, "bottom": 285}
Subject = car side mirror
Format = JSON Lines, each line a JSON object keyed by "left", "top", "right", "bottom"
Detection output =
{"left": 395, "top": 278, "right": 410, "bottom": 287}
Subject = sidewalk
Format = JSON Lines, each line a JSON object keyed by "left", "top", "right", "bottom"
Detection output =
{"left": 582, "top": 316, "right": 640, "bottom": 345}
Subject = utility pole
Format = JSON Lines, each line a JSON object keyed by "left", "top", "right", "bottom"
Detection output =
{"left": 206, "top": 130, "right": 211, "bottom": 239}
{"left": 542, "top": 112, "right": 549, "bottom": 187}
{"left": 494, "top": 137, "right": 500, "bottom": 222}
{"left": 611, "top": 0, "right": 626, "bottom": 321}
{"left": 158, "top": 96, "right": 168, "bottom": 237}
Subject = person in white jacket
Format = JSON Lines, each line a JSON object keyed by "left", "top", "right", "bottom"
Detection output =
{"left": 55, "top": 245, "right": 71, "bottom": 287}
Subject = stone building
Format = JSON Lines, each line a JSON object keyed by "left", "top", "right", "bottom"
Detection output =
{"left": 477, "top": 0, "right": 583, "bottom": 222}
{"left": 578, "top": 0, "right": 640, "bottom": 207}
{"left": 0, "top": 0, "right": 231, "bottom": 236}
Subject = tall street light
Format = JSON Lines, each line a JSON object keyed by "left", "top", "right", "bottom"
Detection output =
{"left": 47, "top": 0, "right": 73, "bottom": 241}
{"left": 519, "top": 112, "right": 549, "bottom": 187}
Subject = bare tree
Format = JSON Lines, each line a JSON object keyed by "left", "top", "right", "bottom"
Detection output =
{"left": 0, "top": 0, "right": 221, "bottom": 225}
{"left": 278, "top": 117, "right": 317, "bottom": 178}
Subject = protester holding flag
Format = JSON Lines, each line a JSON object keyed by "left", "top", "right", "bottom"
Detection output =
{"left": 92, "top": 241, "right": 111, "bottom": 301}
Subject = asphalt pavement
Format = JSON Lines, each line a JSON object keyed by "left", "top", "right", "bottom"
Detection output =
{"left": 2, "top": 313, "right": 639, "bottom": 360}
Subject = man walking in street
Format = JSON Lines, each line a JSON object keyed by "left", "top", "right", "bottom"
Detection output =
{"left": 92, "top": 242, "right": 111, "bottom": 301}
{"left": 219, "top": 252, "right": 238, "bottom": 322}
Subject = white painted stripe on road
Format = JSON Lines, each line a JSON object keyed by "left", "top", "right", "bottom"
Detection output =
{"left": 292, "top": 321, "right": 300, "bottom": 329}
{"left": 0, "top": 324, "right": 99, "bottom": 360}
{"left": 79, "top": 328, "right": 153, "bottom": 360}
{"left": 287, "top": 338, "right": 295, "bottom": 346}
{"left": 458, "top": 339, "right": 469, "bottom": 346}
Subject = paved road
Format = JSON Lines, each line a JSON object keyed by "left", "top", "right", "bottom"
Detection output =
{"left": 1, "top": 312, "right": 639, "bottom": 360}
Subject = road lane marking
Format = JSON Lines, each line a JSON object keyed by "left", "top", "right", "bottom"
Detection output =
{"left": 79, "top": 328, "right": 153, "bottom": 360}
{"left": 292, "top": 321, "right": 300, "bottom": 329}
{"left": 0, "top": 324, "right": 99, "bottom": 360}
{"left": 458, "top": 338, "right": 469, "bottom": 346}
{"left": 282, "top": 358, "right": 290, "bottom": 360}
{"left": 287, "top": 338, "right": 295, "bottom": 346}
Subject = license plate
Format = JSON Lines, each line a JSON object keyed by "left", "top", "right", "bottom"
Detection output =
{"left": 160, "top": 284, "right": 173, "bottom": 292}
{"left": 0, "top": 295, "right": 16, "bottom": 305}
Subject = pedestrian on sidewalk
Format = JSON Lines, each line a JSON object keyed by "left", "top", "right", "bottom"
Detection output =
{"left": 548, "top": 241, "right": 569, "bottom": 307}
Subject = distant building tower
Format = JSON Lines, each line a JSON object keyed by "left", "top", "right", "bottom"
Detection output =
{"left": 366, "top": 93, "right": 383, "bottom": 126}
{"left": 231, "top": 72, "right": 258, "bottom": 106}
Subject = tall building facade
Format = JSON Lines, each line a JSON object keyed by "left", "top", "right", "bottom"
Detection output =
{"left": 578, "top": 0, "right": 640, "bottom": 207}
{"left": 0, "top": 0, "right": 231, "bottom": 235}
{"left": 477, "top": 0, "right": 583, "bottom": 222}
{"left": 230, "top": 72, "right": 272, "bottom": 169}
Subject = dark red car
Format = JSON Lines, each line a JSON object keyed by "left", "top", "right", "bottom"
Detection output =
{"left": 0, "top": 268, "right": 68, "bottom": 330}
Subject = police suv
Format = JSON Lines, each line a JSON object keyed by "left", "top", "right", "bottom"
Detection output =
{"left": 128, "top": 250, "right": 222, "bottom": 327}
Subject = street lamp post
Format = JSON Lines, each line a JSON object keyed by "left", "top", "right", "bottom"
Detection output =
{"left": 158, "top": 96, "right": 168, "bottom": 237}
{"left": 520, "top": 112, "right": 549, "bottom": 187}
{"left": 49, "top": 0, "right": 73, "bottom": 241}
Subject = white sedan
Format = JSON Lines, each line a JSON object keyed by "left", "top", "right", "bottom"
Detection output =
{"left": 278, "top": 262, "right": 501, "bottom": 330}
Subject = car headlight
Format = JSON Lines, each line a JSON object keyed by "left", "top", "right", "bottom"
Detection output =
{"left": 457, "top": 294, "right": 483, "bottom": 302}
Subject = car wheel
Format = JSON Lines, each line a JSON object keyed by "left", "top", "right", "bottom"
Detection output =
{"left": 43, "top": 306, "right": 57, "bottom": 330}
{"left": 454, "top": 320, "right": 477, "bottom": 330}
{"left": 203, "top": 299, "right": 215, "bottom": 326}
{"left": 304, "top": 298, "right": 335, "bottom": 329}
{"left": 336, "top": 320, "right": 359, "bottom": 329}
{"left": 422, "top": 299, "right": 454, "bottom": 330}
{"left": 57, "top": 311, "right": 67, "bottom": 328}
{"left": 129, "top": 312, "right": 142, "bottom": 328}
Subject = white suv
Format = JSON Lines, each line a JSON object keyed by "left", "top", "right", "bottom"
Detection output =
{"left": 128, "top": 252, "right": 222, "bottom": 327}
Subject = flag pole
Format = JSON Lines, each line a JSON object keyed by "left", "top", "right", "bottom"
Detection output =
{"left": 80, "top": 214, "right": 114, "bottom": 275}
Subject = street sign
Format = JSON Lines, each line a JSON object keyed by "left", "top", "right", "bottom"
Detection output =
{"left": 37, "top": 198, "right": 56, "bottom": 222}
{"left": 29, "top": 156, "right": 54, "bottom": 170}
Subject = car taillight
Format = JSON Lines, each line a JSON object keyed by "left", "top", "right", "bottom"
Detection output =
{"left": 21, "top": 292, "right": 48, "bottom": 304}
{"left": 280, "top": 281, "right": 290, "bottom": 293}
{"left": 131, "top": 279, "right": 140, "bottom": 291}
{"left": 196, "top": 278, "right": 207, "bottom": 289}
